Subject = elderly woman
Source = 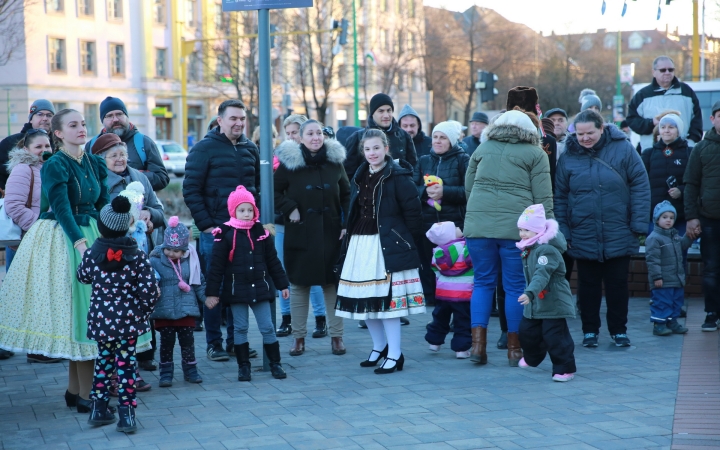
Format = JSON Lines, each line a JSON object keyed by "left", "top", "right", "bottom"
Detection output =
{"left": 555, "top": 109, "right": 650, "bottom": 349}
{"left": 274, "top": 120, "right": 351, "bottom": 357}
{"left": 464, "top": 109, "right": 553, "bottom": 367}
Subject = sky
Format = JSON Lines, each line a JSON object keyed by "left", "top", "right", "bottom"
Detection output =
{"left": 423, "top": 0, "right": 720, "bottom": 37}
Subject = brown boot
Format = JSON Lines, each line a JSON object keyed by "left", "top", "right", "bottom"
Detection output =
{"left": 507, "top": 332, "right": 523, "bottom": 367}
{"left": 331, "top": 337, "right": 346, "bottom": 355}
{"left": 470, "top": 326, "right": 487, "bottom": 364}
{"left": 289, "top": 338, "right": 305, "bottom": 356}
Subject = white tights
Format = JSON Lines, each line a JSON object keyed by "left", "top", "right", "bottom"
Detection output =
{"left": 365, "top": 318, "right": 402, "bottom": 368}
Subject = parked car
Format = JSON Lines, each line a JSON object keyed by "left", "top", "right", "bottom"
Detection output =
{"left": 155, "top": 140, "right": 188, "bottom": 177}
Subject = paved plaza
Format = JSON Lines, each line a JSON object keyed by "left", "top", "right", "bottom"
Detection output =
{"left": 0, "top": 294, "right": 717, "bottom": 450}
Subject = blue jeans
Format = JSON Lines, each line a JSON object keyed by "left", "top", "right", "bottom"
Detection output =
{"left": 199, "top": 232, "right": 234, "bottom": 347}
{"left": 466, "top": 238, "right": 525, "bottom": 332}
{"left": 650, "top": 287, "right": 684, "bottom": 323}
{"left": 5, "top": 246, "right": 15, "bottom": 272}
{"left": 230, "top": 302, "right": 277, "bottom": 345}
{"left": 274, "top": 225, "right": 326, "bottom": 317}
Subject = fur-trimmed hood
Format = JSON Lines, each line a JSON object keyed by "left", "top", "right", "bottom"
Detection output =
{"left": 485, "top": 123, "right": 541, "bottom": 147}
{"left": 275, "top": 138, "right": 346, "bottom": 171}
{"left": 5, "top": 148, "right": 43, "bottom": 174}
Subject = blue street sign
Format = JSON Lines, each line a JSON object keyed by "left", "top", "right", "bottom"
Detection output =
{"left": 222, "top": 0, "right": 313, "bottom": 11}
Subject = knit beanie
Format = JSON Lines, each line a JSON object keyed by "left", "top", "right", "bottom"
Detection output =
{"left": 426, "top": 221, "right": 457, "bottom": 246}
{"left": 118, "top": 181, "right": 145, "bottom": 232}
{"left": 581, "top": 95, "right": 603, "bottom": 112}
{"left": 369, "top": 93, "right": 394, "bottom": 117}
{"left": 432, "top": 121, "right": 461, "bottom": 148}
{"left": 470, "top": 111, "right": 489, "bottom": 124}
{"left": 659, "top": 114, "right": 685, "bottom": 139}
{"left": 653, "top": 200, "right": 677, "bottom": 223}
{"left": 227, "top": 185, "right": 258, "bottom": 221}
{"left": 100, "top": 96, "right": 128, "bottom": 120}
{"left": 164, "top": 216, "right": 190, "bottom": 251}
{"left": 494, "top": 110, "right": 538, "bottom": 134}
{"left": 506, "top": 87, "right": 539, "bottom": 113}
{"left": 98, "top": 196, "right": 132, "bottom": 238}
{"left": 517, "top": 204, "right": 547, "bottom": 233}
{"left": 91, "top": 133, "right": 122, "bottom": 155}
{"left": 28, "top": 99, "right": 56, "bottom": 121}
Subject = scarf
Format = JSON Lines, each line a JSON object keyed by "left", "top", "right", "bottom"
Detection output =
{"left": 516, "top": 219, "right": 559, "bottom": 250}
{"left": 222, "top": 218, "right": 269, "bottom": 262}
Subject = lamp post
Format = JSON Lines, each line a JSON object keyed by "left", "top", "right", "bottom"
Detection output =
{"left": 352, "top": 0, "right": 360, "bottom": 126}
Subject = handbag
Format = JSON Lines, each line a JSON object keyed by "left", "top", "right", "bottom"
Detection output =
{"left": 0, "top": 169, "right": 34, "bottom": 247}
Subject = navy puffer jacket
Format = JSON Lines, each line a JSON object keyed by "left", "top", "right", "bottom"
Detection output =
{"left": 555, "top": 125, "right": 650, "bottom": 261}
{"left": 641, "top": 137, "right": 691, "bottom": 222}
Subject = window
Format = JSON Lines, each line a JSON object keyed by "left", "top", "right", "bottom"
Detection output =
{"left": 407, "top": 32, "right": 414, "bottom": 52}
{"left": 380, "top": 29, "right": 389, "bottom": 52}
{"left": 46, "top": 0, "right": 64, "bottom": 13}
{"left": 156, "top": 48, "right": 167, "bottom": 77}
{"left": 189, "top": 52, "right": 200, "bottom": 81}
{"left": 48, "top": 38, "right": 66, "bottom": 72}
{"left": 80, "top": 41, "right": 96, "bottom": 75}
{"left": 153, "top": 0, "right": 164, "bottom": 24}
{"left": 54, "top": 102, "right": 68, "bottom": 111}
{"left": 84, "top": 104, "right": 98, "bottom": 136}
{"left": 214, "top": 3, "right": 223, "bottom": 31}
{"left": 395, "top": 30, "right": 403, "bottom": 53}
{"left": 408, "top": 0, "right": 415, "bottom": 18}
{"left": 186, "top": 0, "right": 195, "bottom": 27}
{"left": 107, "top": 0, "right": 122, "bottom": 20}
{"left": 78, "top": 0, "right": 93, "bottom": 16}
{"left": 109, "top": 43, "right": 125, "bottom": 76}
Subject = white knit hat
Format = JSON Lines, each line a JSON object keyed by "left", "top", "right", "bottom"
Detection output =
{"left": 432, "top": 121, "right": 461, "bottom": 147}
{"left": 493, "top": 110, "right": 538, "bottom": 134}
{"left": 118, "top": 181, "right": 145, "bottom": 233}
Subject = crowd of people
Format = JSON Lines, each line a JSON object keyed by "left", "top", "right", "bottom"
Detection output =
{"left": 0, "top": 54, "right": 719, "bottom": 432}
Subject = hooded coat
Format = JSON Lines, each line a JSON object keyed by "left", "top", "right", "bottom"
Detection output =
{"left": 85, "top": 125, "right": 169, "bottom": 191}
{"left": 464, "top": 120, "right": 554, "bottom": 240}
{"left": 412, "top": 145, "right": 469, "bottom": 231}
{"left": 343, "top": 117, "right": 418, "bottom": 179}
{"left": 645, "top": 225, "right": 693, "bottom": 288}
{"left": 4, "top": 148, "right": 43, "bottom": 232}
{"left": 641, "top": 137, "right": 691, "bottom": 223}
{"left": 520, "top": 227, "right": 576, "bottom": 320}
{"left": 398, "top": 104, "right": 432, "bottom": 158}
{"left": 684, "top": 127, "right": 720, "bottom": 221}
{"left": 0, "top": 123, "right": 51, "bottom": 190}
{"left": 149, "top": 248, "right": 204, "bottom": 320}
{"left": 274, "top": 138, "right": 351, "bottom": 285}
{"left": 77, "top": 236, "right": 158, "bottom": 342}
{"left": 555, "top": 125, "right": 650, "bottom": 261}
{"left": 183, "top": 128, "right": 260, "bottom": 232}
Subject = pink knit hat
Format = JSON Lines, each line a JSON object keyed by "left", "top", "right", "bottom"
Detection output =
{"left": 227, "top": 185, "right": 258, "bottom": 221}
{"left": 426, "top": 222, "right": 457, "bottom": 246}
{"left": 517, "top": 204, "right": 546, "bottom": 233}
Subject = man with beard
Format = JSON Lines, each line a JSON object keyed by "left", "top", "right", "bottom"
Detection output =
{"left": 85, "top": 97, "right": 169, "bottom": 191}
{"left": 399, "top": 104, "right": 432, "bottom": 158}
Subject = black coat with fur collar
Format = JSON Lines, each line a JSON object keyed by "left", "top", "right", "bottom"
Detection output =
{"left": 274, "top": 139, "right": 351, "bottom": 285}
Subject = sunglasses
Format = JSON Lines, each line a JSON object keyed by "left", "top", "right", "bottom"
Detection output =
{"left": 657, "top": 68, "right": 675, "bottom": 73}
{"left": 26, "top": 129, "right": 49, "bottom": 135}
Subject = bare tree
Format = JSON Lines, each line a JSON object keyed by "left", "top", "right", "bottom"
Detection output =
{"left": 0, "top": 0, "right": 29, "bottom": 67}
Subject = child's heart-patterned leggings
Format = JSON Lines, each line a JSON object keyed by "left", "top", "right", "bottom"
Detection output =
{"left": 91, "top": 338, "right": 137, "bottom": 407}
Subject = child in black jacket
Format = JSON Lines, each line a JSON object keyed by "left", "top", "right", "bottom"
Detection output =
{"left": 205, "top": 186, "right": 290, "bottom": 382}
{"left": 77, "top": 195, "right": 158, "bottom": 433}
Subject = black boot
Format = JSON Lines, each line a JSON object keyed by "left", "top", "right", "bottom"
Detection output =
{"left": 264, "top": 341, "right": 287, "bottom": 379}
{"left": 88, "top": 399, "right": 116, "bottom": 426}
{"left": 312, "top": 316, "right": 327, "bottom": 338}
{"left": 116, "top": 405, "right": 137, "bottom": 433}
{"left": 497, "top": 331, "right": 508, "bottom": 349}
{"left": 276, "top": 315, "right": 292, "bottom": 337}
{"left": 158, "top": 362, "right": 173, "bottom": 388}
{"left": 182, "top": 361, "right": 203, "bottom": 383}
{"left": 235, "top": 343, "right": 251, "bottom": 382}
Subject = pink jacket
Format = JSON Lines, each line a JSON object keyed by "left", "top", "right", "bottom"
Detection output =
{"left": 5, "top": 149, "right": 42, "bottom": 232}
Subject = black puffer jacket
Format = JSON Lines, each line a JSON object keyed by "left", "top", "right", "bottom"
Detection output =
{"left": 641, "top": 138, "right": 691, "bottom": 222}
{"left": 412, "top": 146, "right": 469, "bottom": 231}
{"left": 343, "top": 117, "right": 417, "bottom": 179}
{"left": 684, "top": 127, "right": 720, "bottom": 220}
{"left": 183, "top": 128, "right": 260, "bottom": 232}
{"left": 341, "top": 156, "right": 423, "bottom": 273}
{"left": 206, "top": 223, "right": 289, "bottom": 305}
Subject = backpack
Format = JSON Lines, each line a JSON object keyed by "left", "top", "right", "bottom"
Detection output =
{"left": 90, "top": 132, "right": 147, "bottom": 166}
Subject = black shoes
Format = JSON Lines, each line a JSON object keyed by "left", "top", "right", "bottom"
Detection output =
{"left": 582, "top": 333, "right": 598, "bottom": 348}
{"left": 312, "top": 316, "right": 327, "bottom": 338}
{"left": 88, "top": 399, "right": 116, "bottom": 426}
{"left": 374, "top": 354, "right": 404, "bottom": 374}
{"left": 0, "top": 349, "right": 14, "bottom": 360}
{"left": 159, "top": 362, "right": 173, "bottom": 387}
{"left": 497, "top": 331, "right": 508, "bottom": 349}
{"left": 116, "top": 405, "right": 137, "bottom": 433}
{"left": 358, "top": 320, "right": 368, "bottom": 329}
{"left": 702, "top": 312, "right": 719, "bottom": 331}
{"left": 360, "top": 345, "right": 388, "bottom": 367}
{"left": 235, "top": 343, "right": 252, "bottom": 382}
{"left": 64, "top": 390, "right": 77, "bottom": 408}
{"left": 264, "top": 341, "right": 287, "bottom": 379}
{"left": 400, "top": 317, "right": 410, "bottom": 326}
{"left": 76, "top": 396, "right": 93, "bottom": 413}
{"left": 138, "top": 360, "right": 157, "bottom": 371}
{"left": 611, "top": 333, "right": 631, "bottom": 347}
{"left": 276, "top": 315, "right": 292, "bottom": 337}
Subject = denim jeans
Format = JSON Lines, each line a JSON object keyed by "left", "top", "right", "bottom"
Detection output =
{"left": 275, "top": 225, "right": 326, "bottom": 317}
{"left": 199, "top": 232, "right": 234, "bottom": 347}
{"left": 465, "top": 238, "right": 525, "bottom": 332}
{"left": 5, "top": 246, "right": 15, "bottom": 272}
{"left": 700, "top": 217, "right": 720, "bottom": 314}
{"left": 230, "top": 302, "right": 277, "bottom": 345}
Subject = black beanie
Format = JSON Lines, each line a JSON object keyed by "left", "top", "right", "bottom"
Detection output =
{"left": 98, "top": 196, "right": 132, "bottom": 239}
{"left": 369, "top": 93, "right": 394, "bottom": 117}
{"left": 100, "top": 96, "right": 128, "bottom": 121}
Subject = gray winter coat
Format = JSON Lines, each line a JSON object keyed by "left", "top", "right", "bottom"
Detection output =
{"left": 644, "top": 225, "right": 692, "bottom": 288}
{"left": 555, "top": 125, "right": 650, "bottom": 261}
{"left": 149, "top": 248, "right": 204, "bottom": 320}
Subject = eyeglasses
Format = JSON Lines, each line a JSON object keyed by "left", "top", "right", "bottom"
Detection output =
{"left": 104, "top": 112, "right": 126, "bottom": 120}
{"left": 33, "top": 113, "right": 54, "bottom": 119}
{"left": 26, "top": 129, "right": 49, "bottom": 135}
{"left": 657, "top": 68, "right": 675, "bottom": 73}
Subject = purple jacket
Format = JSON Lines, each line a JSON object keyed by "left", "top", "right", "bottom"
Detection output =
{"left": 4, "top": 149, "right": 42, "bottom": 232}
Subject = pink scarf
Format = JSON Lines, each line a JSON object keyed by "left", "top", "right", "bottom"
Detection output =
{"left": 221, "top": 218, "right": 269, "bottom": 261}
{"left": 516, "top": 219, "right": 559, "bottom": 250}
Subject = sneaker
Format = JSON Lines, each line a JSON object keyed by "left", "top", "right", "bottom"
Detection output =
{"left": 428, "top": 344, "right": 441, "bottom": 352}
{"left": 552, "top": 373, "right": 575, "bottom": 382}
{"left": 611, "top": 333, "right": 631, "bottom": 347}
{"left": 582, "top": 333, "right": 598, "bottom": 347}
{"left": 518, "top": 357, "right": 529, "bottom": 368}
{"left": 667, "top": 318, "right": 689, "bottom": 334}
{"left": 207, "top": 344, "right": 230, "bottom": 361}
{"left": 653, "top": 323, "right": 672, "bottom": 336}
{"left": 455, "top": 350, "right": 471, "bottom": 359}
{"left": 701, "top": 312, "right": 720, "bottom": 332}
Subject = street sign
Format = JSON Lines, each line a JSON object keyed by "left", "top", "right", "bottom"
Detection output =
{"left": 613, "top": 94, "right": 625, "bottom": 122}
{"left": 620, "top": 63, "right": 635, "bottom": 84}
{"left": 222, "top": 0, "right": 312, "bottom": 11}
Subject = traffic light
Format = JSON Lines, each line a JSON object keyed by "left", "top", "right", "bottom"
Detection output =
{"left": 270, "top": 24, "right": 277, "bottom": 49}
{"left": 479, "top": 71, "right": 499, "bottom": 103}
{"left": 339, "top": 19, "right": 349, "bottom": 46}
